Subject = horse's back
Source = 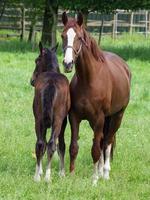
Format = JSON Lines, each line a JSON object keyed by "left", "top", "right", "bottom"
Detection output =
{"left": 103, "top": 51, "right": 131, "bottom": 82}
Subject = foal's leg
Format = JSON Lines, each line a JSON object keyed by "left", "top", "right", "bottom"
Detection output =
{"left": 34, "top": 122, "right": 47, "bottom": 182}
{"left": 45, "top": 121, "right": 62, "bottom": 182}
{"left": 69, "top": 110, "right": 80, "bottom": 173}
{"left": 57, "top": 117, "right": 67, "bottom": 177}
{"left": 103, "top": 109, "right": 125, "bottom": 180}
{"left": 91, "top": 114, "right": 104, "bottom": 185}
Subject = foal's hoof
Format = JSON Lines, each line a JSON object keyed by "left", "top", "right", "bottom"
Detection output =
{"left": 70, "top": 170, "right": 75, "bottom": 176}
{"left": 59, "top": 170, "right": 65, "bottom": 177}
{"left": 34, "top": 174, "right": 41, "bottom": 182}
{"left": 103, "top": 171, "right": 110, "bottom": 180}
{"left": 44, "top": 176, "right": 51, "bottom": 183}
{"left": 92, "top": 174, "right": 99, "bottom": 186}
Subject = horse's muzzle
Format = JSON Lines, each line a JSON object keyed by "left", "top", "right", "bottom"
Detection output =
{"left": 63, "top": 61, "right": 73, "bottom": 73}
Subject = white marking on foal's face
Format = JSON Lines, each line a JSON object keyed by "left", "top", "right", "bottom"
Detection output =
{"left": 64, "top": 28, "right": 76, "bottom": 64}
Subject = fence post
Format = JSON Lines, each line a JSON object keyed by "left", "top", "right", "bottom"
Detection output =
{"left": 20, "top": 5, "right": 25, "bottom": 41}
{"left": 145, "top": 10, "right": 148, "bottom": 38}
{"left": 148, "top": 11, "right": 150, "bottom": 33}
{"left": 129, "top": 12, "right": 134, "bottom": 35}
{"left": 112, "top": 11, "right": 117, "bottom": 39}
{"left": 98, "top": 13, "right": 104, "bottom": 45}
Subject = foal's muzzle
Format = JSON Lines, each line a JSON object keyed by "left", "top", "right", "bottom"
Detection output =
{"left": 63, "top": 61, "right": 73, "bottom": 73}
{"left": 30, "top": 78, "right": 35, "bottom": 87}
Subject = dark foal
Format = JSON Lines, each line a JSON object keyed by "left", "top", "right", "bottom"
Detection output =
{"left": 31, "top": 42, "right": 70, "bottom": 182}
{"left": 61, "top": 12, "right": 131, "bottom": 185}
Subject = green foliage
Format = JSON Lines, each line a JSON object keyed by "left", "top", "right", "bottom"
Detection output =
{"left": 0, "top": 34, "right": 150, "bottom": 199}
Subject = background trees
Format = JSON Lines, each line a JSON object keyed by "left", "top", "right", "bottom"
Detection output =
{"left": 1, "top": 0, "right": 150, "bottom": 46}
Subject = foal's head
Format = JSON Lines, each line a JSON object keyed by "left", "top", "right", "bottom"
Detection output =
{"left": 30, "top": 42, "right": 59, "bottom": 86}
{"left": 61, "top": 12, "right": 85, "bottom": 72}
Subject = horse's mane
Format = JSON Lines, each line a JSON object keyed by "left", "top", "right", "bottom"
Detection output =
{"left": 83, "top": 28, "right": 105, "bottom": 62}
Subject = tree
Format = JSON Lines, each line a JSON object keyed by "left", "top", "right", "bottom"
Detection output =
{"left": 41, "top": 0, "right": 58, "bottom": 46}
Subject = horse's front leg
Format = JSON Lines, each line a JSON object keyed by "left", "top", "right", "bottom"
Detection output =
{"left": 91, "top": 113, "right": 104, "bottom": 186}
{"left": 69, "top": 110, "right": 80, "bottom": 174}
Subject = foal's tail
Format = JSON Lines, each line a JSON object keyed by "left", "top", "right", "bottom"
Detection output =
{"left": 41, "top": 84, "right": 56, "bottom": 127}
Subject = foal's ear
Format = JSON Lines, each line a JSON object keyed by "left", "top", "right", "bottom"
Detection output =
{"left": 62, "top": 12, "right": 68, "bottom": 25}
{"left": 39, "top": 41, "right": 43, "bottom": 54}
{"left": 51, "top": 43, "right": 59, "bottom": 52}
{"left": 77, "top": 12, "right": 83, "bottom": 26}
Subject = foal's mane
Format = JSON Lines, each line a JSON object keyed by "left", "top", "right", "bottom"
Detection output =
{"left": 83, "top": 28, "right": 105, "bottom": 62}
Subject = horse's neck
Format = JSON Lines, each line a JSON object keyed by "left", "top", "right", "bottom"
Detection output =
{"left": 47, "top": 65, "right": 60, "bottom": 73}
{"left": 75, "top": 45, "right": 98, "bottom": 84}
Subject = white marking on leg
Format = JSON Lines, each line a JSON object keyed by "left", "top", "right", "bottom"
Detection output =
{"left": 45, "top": 160, "right": 51, "bottom": 182}
{"left": 98, "top": 150, "right": 104, "bottom": 178}
{"left": 34, "top": 164, "right": 41, "bottom": 182}
{"left": 39, "top": 160, "right": 43, "bottom": 175}
{"left": 64, "top": 28, "right": 76, "bottom": 64}
{"left": 92, "top": 162, "right": 99, "bottom": 186}
{"left": 104, "top": 144, "right": 111, "bottom": 180}
{"left": 59, "top": 153, "right": 65, "bottom": 177}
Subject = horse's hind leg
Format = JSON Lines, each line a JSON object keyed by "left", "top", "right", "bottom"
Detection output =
{"left": 103, "top": 109, "right": 125, "bottom": 180}
{"left": 34, "top": 122, "right": 47, "bottom": 182}
{"left": 45, "top": 120, "right": 62, "bottom": 182}
{"left": 57, "top": 117, "right": 67, "bottom": 177}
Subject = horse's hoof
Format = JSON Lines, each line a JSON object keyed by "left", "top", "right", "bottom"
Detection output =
{"left": 70, "top": 170, "right": 75, "bottom": 176}
{"left": 92, "top": 175, "right": 99, "bottom": 186}
{"left": 34, "top": 174, "right": 41, "bottom": 182}
{"left": 44, "top": 175, "right": 51, "bottom": 183}
{"left": 103, "top": 171, "right": 110, "bottom": 180}
{"left": 59, "top": 170, "right": 65, "bottom": 177}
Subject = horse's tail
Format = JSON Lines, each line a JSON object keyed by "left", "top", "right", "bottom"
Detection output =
{"left": 41, "top": 84, "right": 56, "bottom": 127}
{"left": 110, "top": 135, "right": 116, "bottom": 160}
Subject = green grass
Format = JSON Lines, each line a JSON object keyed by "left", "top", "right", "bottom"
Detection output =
{"left": 0, "top": 34, "right": 150, "bottom": 200}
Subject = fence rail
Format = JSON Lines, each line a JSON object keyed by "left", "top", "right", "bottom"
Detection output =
{"left": 0, "top": 7, "right": 150, "bottom": 40}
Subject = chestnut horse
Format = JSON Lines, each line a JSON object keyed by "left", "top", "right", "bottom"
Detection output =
{"left": 30, "top": 42, "right": 70, "bottom": 182}
{"left": 61, "top": 12, "right": 131, "bottom": 185}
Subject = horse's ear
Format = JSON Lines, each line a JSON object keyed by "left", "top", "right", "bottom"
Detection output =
{"left": 39, "top": 41, "right": 43, "bottom": 54}
{"left": 51, "top": 43, "right": 59, "bottom": 52}
{"left": 62, "top": 12, "right": 68, "bottom": 25}
{"left": 77, "top": 12, "right": 83, "bottom": 26}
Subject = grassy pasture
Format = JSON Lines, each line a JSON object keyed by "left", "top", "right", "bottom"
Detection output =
{"left": 0, "top": 34, "right": 150, "bottom": 200}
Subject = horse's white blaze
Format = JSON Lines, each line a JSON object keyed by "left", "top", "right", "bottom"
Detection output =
{"left": 104, "top": 144, "right": 111, "bottom": 180}
{"left": 64, "top": 28, "right": 76, "bottom": 64}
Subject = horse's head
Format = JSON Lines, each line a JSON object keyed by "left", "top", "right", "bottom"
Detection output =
{"left": 61, "top": 12, "right": 85, "bottom": 73}
{"left": 30, "top": 42, "right": 59, "bottom": 86}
